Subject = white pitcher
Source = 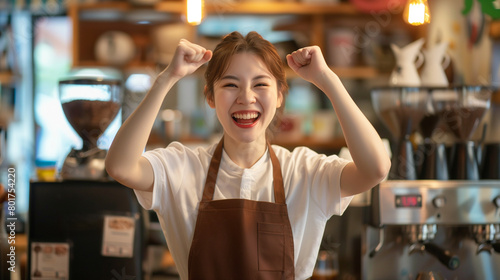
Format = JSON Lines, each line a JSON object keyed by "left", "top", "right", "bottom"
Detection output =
{"left": 389, "top": 38, "right": 425, "bottom": 87}
{"left": 420, "top": 42, "right": 451, "bottom": 87}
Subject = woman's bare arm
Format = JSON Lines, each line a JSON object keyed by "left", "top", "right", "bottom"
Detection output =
{"left": 286, "top": 47, "right": 391, "bottom": 197}
{"left": 105, "top": 40, "right": 212, "bottom": 191}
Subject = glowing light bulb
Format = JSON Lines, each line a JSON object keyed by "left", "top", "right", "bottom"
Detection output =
{"left": 187, "top": 0, "right": 204, "bottom": 25}
{"left": 403, "top": 0, "right": 430, "bottom": 26}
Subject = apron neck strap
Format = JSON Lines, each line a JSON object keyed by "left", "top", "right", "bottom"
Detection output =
{"left": 202, "top": 138, "right": 286, "bottom": 204}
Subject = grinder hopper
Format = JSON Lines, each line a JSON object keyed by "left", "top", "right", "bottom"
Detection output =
{"left": 433, "top": 86, "right": 492, "bottom": 179}
{"left": 59, "top": 77, "right": 122, "bottom": 180}
{"left": 371, "top": 87, "right": 428, "bottom": 180}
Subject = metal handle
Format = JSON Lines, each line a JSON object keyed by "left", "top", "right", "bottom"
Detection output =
{"left": 424, "top": 242, "right": 460, "bottom": 270}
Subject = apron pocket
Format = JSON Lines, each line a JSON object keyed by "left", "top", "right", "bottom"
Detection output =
{"left": 258, "top": 222, "right": 285, "bottom": 271}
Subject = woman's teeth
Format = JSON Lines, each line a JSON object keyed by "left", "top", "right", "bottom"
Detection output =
{"left": 232, "top": 112, "right": 259, "bottom": 120}
{"left": 232, "top": 112, "right": 260, "bottom": 126}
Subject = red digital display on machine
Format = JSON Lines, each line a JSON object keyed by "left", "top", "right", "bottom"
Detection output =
{"left": 395, "top": 195, "right": 422, "bottom": 208}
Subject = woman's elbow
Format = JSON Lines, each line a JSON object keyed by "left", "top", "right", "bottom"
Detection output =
{"left": 373, "top": 156, "right": 391, "bottom": 183}
{"left": 105, "top": 156, "right": 123, "bottom": 181}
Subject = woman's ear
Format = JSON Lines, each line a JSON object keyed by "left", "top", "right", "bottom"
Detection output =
{"left": 276, "top": 90, "right": 284, "bottom": 108}
{"left": 205, "top": 85, "right": 215, "bottom": 108}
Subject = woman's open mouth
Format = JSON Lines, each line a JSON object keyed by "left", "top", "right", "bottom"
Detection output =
{"left": 231, "top": 112, "right": 261, "bottom": 128}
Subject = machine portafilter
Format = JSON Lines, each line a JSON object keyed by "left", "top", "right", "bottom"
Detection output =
{"left": 472, "top": 224, "right": 500, "bottom": 254}
{"left": 405, "top": 224, "right": 460, "bottom": 271}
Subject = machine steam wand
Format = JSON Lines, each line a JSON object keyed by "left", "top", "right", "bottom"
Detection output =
{"left": 369, "top": 227, "right": 385, "bottom": 258}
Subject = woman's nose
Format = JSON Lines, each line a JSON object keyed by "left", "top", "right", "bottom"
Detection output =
{"left": 237, "top": 87, "right": 256, "bottom": 104}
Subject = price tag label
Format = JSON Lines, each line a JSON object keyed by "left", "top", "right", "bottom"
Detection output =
{"left": 101, "top": 215, "right": 135, "bottom": 258}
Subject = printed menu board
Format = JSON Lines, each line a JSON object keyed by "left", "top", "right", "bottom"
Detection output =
{"left": 31, "top": 242, "right": 70, "bottom": 279}
{"left": 101, "top": 215, "right": 136, "bottom": 258}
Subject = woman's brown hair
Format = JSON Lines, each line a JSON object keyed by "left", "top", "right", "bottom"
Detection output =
{"left": 204, "top": 31, "right": 289, "bottom": 139}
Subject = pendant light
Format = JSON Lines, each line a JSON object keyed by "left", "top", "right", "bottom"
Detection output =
{"left": 403, "top": 0, "right": 431, "bottom": 26}
{"left": 187, "top": 0, "right": 204, "bottom": 25}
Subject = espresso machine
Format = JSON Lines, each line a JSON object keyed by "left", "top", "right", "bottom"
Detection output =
{"left": 363, "top": 86, "right": 500, "bottom": 279}
{"left": 365, "top": 180, "right": 500, "bottom": 279}
{"left": 28, "top": 74, "right": 147, "bottom": 280}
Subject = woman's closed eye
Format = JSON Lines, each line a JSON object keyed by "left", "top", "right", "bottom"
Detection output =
{"left": 223, "top": 83, "right": 238, "bottom": 88}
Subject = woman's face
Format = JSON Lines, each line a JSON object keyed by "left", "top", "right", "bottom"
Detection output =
{"left": 208, "top": 52, "right": 283, "bottom": 144}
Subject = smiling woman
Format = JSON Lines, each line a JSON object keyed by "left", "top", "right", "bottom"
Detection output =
{"left": 205, "top": 32, "right": 288, "bottom": 143}
{"left": 207, "top": 52, "right": 284, "bottom": 149}
{"left": 209, "top": 54, "right": 283, "bottom": 143}
{"left": 105, "top": 30, "right": 390, "bottom": 280}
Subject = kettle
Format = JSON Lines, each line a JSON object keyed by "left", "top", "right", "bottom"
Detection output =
{"left": 421, "top": 42, "right": 451, "bottom": 87}
{"left": 389, "top": 38, "right": 425, "bottom": 86}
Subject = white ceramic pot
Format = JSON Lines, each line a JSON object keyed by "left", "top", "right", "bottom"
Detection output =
{"left": 421, "top": 42, "right": 450, "bottom": 87}
{"left": 389, "top": 38, "right": 425, "bottom": 86}
{"left": 95, "top": 31, "right": 136, "bottom": 66}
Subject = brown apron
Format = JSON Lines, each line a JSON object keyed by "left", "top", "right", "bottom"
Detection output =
{"left": 188, "top": 139, "right": 295, "bottom": 280}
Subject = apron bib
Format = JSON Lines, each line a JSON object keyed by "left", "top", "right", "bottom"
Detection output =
{"left": 188, "top": 139, "right": 295, "bottom": 280}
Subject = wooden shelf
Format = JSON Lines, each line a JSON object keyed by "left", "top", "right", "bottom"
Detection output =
{"left": 76, "top": 1, "right": 184, "bottom": 13}
{"left": 272, "top": 136, "right": 346, "bottom": 151}
{"left": 155, "top": 1, "right": 358, "bottom": 15}
{"left": 285, "top": 66, "right": 380, "bottom": 80}
{"left": 77, "top": 57, "right": 379, "bottom": 79}
{"left": 332, "top": 66, "right": 379, "bottom": 79}
{"left": 77, "top": 60, "right": 157, "bottom": 68}
{"left": 69, "top": 1, "right": 413, "bottom": 80}
{"left": 75, "top": 1, "right": 132, "bottom": 11}
{"left": 76, "top": 1, "right": 359, "bottom": 16}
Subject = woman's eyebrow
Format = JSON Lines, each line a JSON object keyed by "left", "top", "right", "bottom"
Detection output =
{"left": 253, "top": 75, "right": 271, "bottom": 80}
{"left": 220, "top": 75, "right": 239, "bottom": 81}
{"left": 220, "top": 74, "right": 271, "bottom": 81}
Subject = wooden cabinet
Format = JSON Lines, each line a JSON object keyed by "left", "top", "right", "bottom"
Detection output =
{"left": 68, "top": 1, "right": 183, "bottom": 69}
{"left": 68, "top": 1, "right": 425, "bottom": 151}
{"left": 69, "top": 1, "right": 425, "bottom": 78}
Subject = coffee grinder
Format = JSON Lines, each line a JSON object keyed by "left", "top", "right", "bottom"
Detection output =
{"left": 433, "top": 86, "right": 492, "bottom": 180}
{"left": 28, "top": 74, "right": 147, "bottom": 279}
{"left": 415, "top": 88, "right": 450, "bottom": 180}
{"left": 59, "top": 77, "right": 122, "bottom": 180}
{"left": 371, "top": 87, "right": 427, "bottom": 180}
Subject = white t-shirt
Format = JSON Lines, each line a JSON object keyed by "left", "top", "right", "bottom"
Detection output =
{"left": 134, "top": 141, "right": 352, "bottom": 280}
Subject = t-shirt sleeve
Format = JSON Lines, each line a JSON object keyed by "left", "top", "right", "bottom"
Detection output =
{"left": 133, "top": 142, "right": 189, "bottom": 213}
{"left": 133, "top": 152, "right": 162, "bottom": 212}
{"left": 290, "top": 147, "right": 353, "bottom": 218}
